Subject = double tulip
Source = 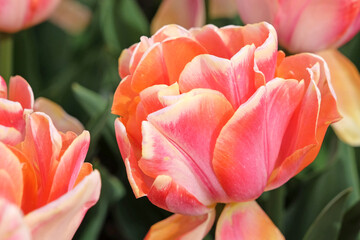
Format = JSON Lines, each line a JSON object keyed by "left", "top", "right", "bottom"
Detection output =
{"left": 0, "top": 76, "right": 101, "bottom": 239}
{"left": 112, "top": 22, "right": 340, "bottom": 238}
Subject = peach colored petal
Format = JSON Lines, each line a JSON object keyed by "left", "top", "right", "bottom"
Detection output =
{"left": 34, "top": 97, "right": 84, "bottom": 135}
{"left": 0, "top": 142, "right": 23, "bottom": 206}
{"left": 0, "top": 99, "right": 25, "bottom": 145}
{"left": 115, "top": 118, "right": 152, "bottom": 198}
{"left": 213, "top": 79, "right": 304, "bottom": 201}
{"left": 0, "top": 76, "right": 7, "bottom": 99}
{"left": 209, "top": 0, "right": 237, "bottom": 18}
{"left": 140, "top": 90, "right": 234, "bottom": 206}
{"left": 145, "top": 209, "right": 215, "bottom": 240}
{"left": 179, "top": 45, "right": 257, "bottom": 108}
{"left": 48, "top": 131, "right": 90, "bottom": 202}
{"left": 150, "top": 0, "right": 205, "bottom": 34}
{"left": 8, "top": 76, "right": 34, "bottom": 110}
{"left": 147, "top": 175, "right": 212, "bottom": 216}
{"left": 318, "top": 49, "right": 360, "bottom": 146}
{"left": 0, "top": 198, "right": 31, "bottom": 240}
{"left": 24, "top": 170, "right": 101, "bottom": 240}
{"left": 216, "top": 201, "right": 284, "bottom": 240}
{"left": 118, "top": 45, "right": 136, "bottom": 79}
{"left": 152, "top": 24, "right": 192, "bottom": 43}
{"left": 74, "top": 162, "right": 93, "bottom": 187}
{"left": 22, "top": 112, "right": 62, "bottom": 207}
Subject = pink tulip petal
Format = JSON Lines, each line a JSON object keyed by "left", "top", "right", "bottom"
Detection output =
{"left": 145, "top": 209, "right": 215, "bottom": 240}
{"left": 34, "top": 97, "right": 84, "bottom": 135}
{"left": 115, "top": 118, "right": 152, "bottom": 198}
{"left": 0, "top": 198, "right": 31, "bottom": 240}
{"left": 0, "top": 142, "right": 23, "bottom": 206}
{"left": 140, "top": 90, "right": 235, "bottom": 207}
{"left": 152, "top": 24, "right": 192, "bottom": 43}
{"left": 147, "top": 175, "right": 212, "bottom": 215}
{"left": 24, "top": 170, "right": 101, "bottom": 240}
{"left": 318, "top": 49, "right": 360, "bottom": 146}
{"left": 209, "top": 0, "right": 237, "bottom": 18}
{"left": 22, "top": 112, "right": 62, "bottom": 206}
{"left": 276, "top": 0, "right": 360, "bottom": 52}
{"left": 9, "top": 76, "right": 34, "bottom": 110}
{"left": 0, "top": 76, "right": 7, "bottom": 99}
{"left": 216, "top": 201, "right": 284, "bottom": 240}
{"left": 118, "top": 44, "right": 136, "bottom": 79}
{"left": 23, "top": 0, "right": 62, "bottom": 30}
{"left": 0, "top": 0, "right": 28, "bottom": 32}
{"left": 48, "top": 131, "right": 90, "bottom": 202}
{"left": 213, "top": 79, "right": 304, "bottom": 201}
{"left": 236, "top": 0, "right": 279, "bottom": 24}
{"left": 150, "top": 0, "right": 205, "bottom": 34}
{"left": 179, "top": 44, "right": 257, "bottom": 108}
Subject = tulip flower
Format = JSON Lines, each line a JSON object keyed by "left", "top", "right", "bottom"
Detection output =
{"left": 112, "top": 22, "right": 340, "bottom": 238}
{"left": 150, "top": 0, "right": 237, "bottom": 34}
{"left": 236, "top": 0, "right": 360, "bottom": 53}
{"left": 0, "top": 0, "right": 61, "bottom": 33}
{"left": 0, "top": 75, "right": 101, "bottom": 239}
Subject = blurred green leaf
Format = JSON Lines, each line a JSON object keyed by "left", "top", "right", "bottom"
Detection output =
{"left": 338, "top": 200, "right": 360, "bottom": 240}
{"left": 75, "top": 162, "right": 125, "bottom": 240}
{"left": 303, "top": 188, "right": 352, "bottom": 240}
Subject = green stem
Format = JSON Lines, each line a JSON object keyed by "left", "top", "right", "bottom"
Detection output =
{"left": 0, "top": 33, "right": 13, "bottom": 82}
{"left": 267, "top": 185, "right": 286, "bottom": 231}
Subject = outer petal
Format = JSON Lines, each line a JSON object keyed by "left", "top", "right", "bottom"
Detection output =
{"left": 0, "top": 198, "right": 31, "bottom": 240}
{"left": 34, "top": 97, "right": 84, "bottom": 135}
{"left": 150, "top": 0, "right": 205, "bottom": 34}
{"left": 0, "top": 99, "right": 25, "bottom": 145}
{"left": 9, "top": 76, "right": 34, "bottom": 110}
{"left": 48, "top": 131, "right": 90, "bottom": 202}
{"left": 24, "top": 170, "right": 101, "bottom": 240}
{"left": 216, "top": 201, "right": 284, "bottom": 240}
{"left": 0, "top": 142, "right": 23, "bottom": 206}
{"left": 318, "top": 49, "right": 360, "bottom": 146}
{"left": 179, "top": 45, "right": 257, "bottom": 108}
{"left": 145, "top": 209, "right": 215, "bottom": 240}
{"left": 115, "top": 118, "right": 152, "bottom": 198}
{"left": 213, "top": 79, "right": 304, "bottom": 201}
{"left": 0, "top": 0, "right": 28, "bottom": 32}
{"left": 140, "top": 90, "right": 234, "bottom": 207}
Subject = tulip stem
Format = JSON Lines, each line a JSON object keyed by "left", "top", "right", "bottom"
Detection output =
{"left": 0, "top": 33, "right": 13, "bottom": 82}
{"left": 267, "top": 185, "right": 286, "bottom": 230}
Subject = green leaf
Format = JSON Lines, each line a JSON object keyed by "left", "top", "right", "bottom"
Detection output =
{"left": 72, "top": 83, "right": 107, "bottom": 117}
{"left": 303, "top": 188, "right": 352, "bottom": 240}
{"left": 338, "top": 200, "right": 360, "bottom": 240}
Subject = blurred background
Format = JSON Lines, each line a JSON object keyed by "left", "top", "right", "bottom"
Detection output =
{"left": 4, "top": 0, "right": 360, "bottom": 239}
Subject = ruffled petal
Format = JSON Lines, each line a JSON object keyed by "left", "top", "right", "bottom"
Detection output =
{"left": 140, "top": 90, "right": 234, "bottom": 206}
{"left": 24, "top": 170, "right": 101, "bottom": 240}
{"left": 145, "top": 209, "right": 215, "bottom": 240}
{"left": 0, "top": 99, "right": 25, "bottom": 145}
{"left": 213, "top": 79, "right": 304, "bottom": 201}
{"left": 34, "top": 97, "right": 84, "bottom": 135}
{"left": 216, "top": 201, "right": 284, "bottom": 240}
{"left": 150, "top": 0, "right": 205, "bottom": 34}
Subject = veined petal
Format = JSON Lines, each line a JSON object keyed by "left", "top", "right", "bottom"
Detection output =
{"left": 318, "top": 49, "right": 360, "bottom": 146}
{"left": 48, "top": 131, "right": 90, "bottom": 202}
{"left": 0, "top": 142, "right": 23, "bottom": 206}
{"left": 150, "top": 0, "right": 205, "bottom": 34}
{"left": 147, "top": 175, "right": 212, "bottom": 216}
{"left": 34, "top": 97, "right": 84, "bottom": 135}
{"left": 0, "top": 198, "right": 31, "bottom": 240}
{"left": 145, "top": 209, "right": 215, "bottom": 240}
{"left": 213, "top": 79, "right": 304, "bottom": 201}
{"left": 24, "top": 170, "right": 101, "bottom": 240}
{"left": 216, "top": 201, "right": 284, "bottom": 240}
{"left": 115, "top": 119, "right": 152, "bottom": 198}
{"left": 9, "top": 76, "right": 34, "bottom": 110}
{"left": 140, "top": 90, "right": 234, "bottom": 206}
{"left": 179, "top": 44, "right": 257, "bottom": 108}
